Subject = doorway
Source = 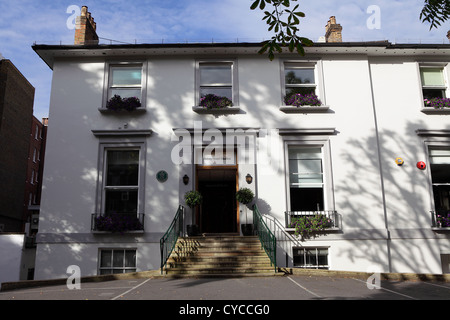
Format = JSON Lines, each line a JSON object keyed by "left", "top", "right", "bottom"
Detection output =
{"left": 197, "top": 167, "right": 238, "bottom": 233}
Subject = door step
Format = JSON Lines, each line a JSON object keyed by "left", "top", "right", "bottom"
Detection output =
{"left": 163, "top": 236, "right": 282, "bottom": 278}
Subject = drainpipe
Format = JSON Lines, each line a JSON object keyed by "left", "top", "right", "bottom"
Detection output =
{"left": 367, "top": 61, "right": 392, "bottom": 273}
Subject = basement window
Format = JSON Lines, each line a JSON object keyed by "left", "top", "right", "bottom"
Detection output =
{"left": 293, "top": 247, "right": 329, "bottom": 269}
{"left": 99, "top": 249, "right": 137, "bottom": 275}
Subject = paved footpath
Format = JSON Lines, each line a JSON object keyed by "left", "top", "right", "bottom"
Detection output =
{"left": 1, "top": 274, "right": 448, "bottom": 318}
{"left": 1, "top": 274, "right": 449, "bottom": 301}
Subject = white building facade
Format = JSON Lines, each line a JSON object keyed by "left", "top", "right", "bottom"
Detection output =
{"left": 32, "top": 40, "right": 450, "bottom": 280}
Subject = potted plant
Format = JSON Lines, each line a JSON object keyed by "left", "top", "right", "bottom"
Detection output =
{"left": 236, "top": 188, "right": 254, "bottom": 236}
{"left": 184, "top": 190, "right": 202, "bottom": 236}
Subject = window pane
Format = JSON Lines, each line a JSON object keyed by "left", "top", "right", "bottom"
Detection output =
{"left": 105, "top": 190, "right": 138, "bottom": 214}
{"left": 421, "top": 68, "right": 445, "bottom": 87}
{"left": 317, "top": 249, "right": 328, "bottom": 266}
{"left": 285, "top": 68, "right": 315, "bottom": 84}
{"left": 125, "top": 250, "right": 136, "bottom": 268}
{"left": 305, "top": 249, "right": 317, "bottom": 266}
{"left": 109, "top": 88, "right": 141, "bottom": 99}
{"left": 113, "top": 250, "right": 124, "bottom": 268}
{"left": 423, "top": 89, "right": 445, "bottom": 99}
{"left": 290, "top": 188, "right": 324, "bottom": 211}
{"left": 286, "top": 87, "right": 316, "bottom": 98}
{"left": 106, "top": 150, "right": 139, "bottom": 186}
{"left": 200, "top": 87, "right": 232, "bottom": 99}
{"left": 289, "top": 147, "right": 323, "bottom": 186}
{"left": 100, "top": 250, "right": 112, "bottom": 267}
{"left": 200, "top": 64, "right": 232, "bottom": 85}
{"left": 111, "top": 67, "right": 142, "bottom": 86}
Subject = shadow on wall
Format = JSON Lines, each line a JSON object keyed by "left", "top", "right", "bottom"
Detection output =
{"left": 335, "top": 120, "right": 450, "bottom": 273}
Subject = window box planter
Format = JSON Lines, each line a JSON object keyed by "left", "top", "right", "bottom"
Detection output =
{"left": 100, "top": 95, "right": 145, "bottom": 114}
{"left": 281, "top": 93, "right": 329, "bottom": 113}
{"left": 193, "top": 94, "right": 240, "bottom": 114}
{"left": 285, "top": 211, "right": 341, "bottom": 239}
{"left": 421, "top": 98, "right": 450, "bottom": 114}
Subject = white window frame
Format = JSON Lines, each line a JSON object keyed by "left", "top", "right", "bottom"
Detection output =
{"left": 95, "top": 138, "right": 147, "bottom": 216}
{"left": 195, "top": 60, "right": 239, "bottom": 106}
{"left": 282, "top": 135, "right": 335, "bottom": 213}
{"left": 418, "top": 63, "right": 450, "bottom": 114}
{"left": 280, "top": 60, "right": 325, "bottom": 106}
{"left": 102, "top": 61, "right": 147, "bottom": 110}
{"left": 98, "top": 248, "right": 137, "bottom": 275}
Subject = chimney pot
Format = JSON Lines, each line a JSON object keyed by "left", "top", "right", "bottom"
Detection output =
{"left": 74, "top": 6, "right": 99, "bottom": 45}
{"left": 325, "top": 16, "right": 342, "bottom": 43}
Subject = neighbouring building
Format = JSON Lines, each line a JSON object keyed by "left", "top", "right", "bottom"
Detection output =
{"left": 0, "top": 57, "right": 48, "bottom": 284}
{"left": 0, "top": 58, "right": 35, "bottom": 232}
{"left": 31, "top": 8, "right": 450, "bottom": 280}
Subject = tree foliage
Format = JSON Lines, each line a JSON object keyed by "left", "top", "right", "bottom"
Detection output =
{"left": 250, "top": 0, "right": 312, "bottom": 60}
{"left": 252, "top": 0, "right": 450, "bottom": 61}
{"left": 420, "top": 0, "right": 450, "bottom": 29}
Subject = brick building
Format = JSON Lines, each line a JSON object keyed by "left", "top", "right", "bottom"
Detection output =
{"left": 0, "top": 59, "right": 35, "bottom": 232}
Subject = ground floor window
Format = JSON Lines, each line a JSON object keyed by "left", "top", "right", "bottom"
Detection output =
{"left": 293, "top": 247, "right": 329, "bottom": 269}
{"left": 429, "top": 147, "right": 450, "bottom": 225}
{"left": 99, "top": 249, "right": 137, "bottom": 275}
{"left": 288, "top": 146, "right": 324, "bottom": 211}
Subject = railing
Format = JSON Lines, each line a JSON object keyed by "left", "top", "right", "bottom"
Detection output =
{"left": 431, "top": 210, "right": 450, "bottom": 229}
{"left": 91, "top": 212, "right": 145, "bottom": 232}
{"left": 253, "top": 204, "right": 277, "bottom": 272}
{"left": 285, "top": 210, "right": 341, "bottom": 230}
{"left": 160, "top": 205, "right": 185, "bottom": 274}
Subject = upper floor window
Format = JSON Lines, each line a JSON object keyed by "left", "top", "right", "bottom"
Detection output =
{"left": 284, "top": 62, "right": 317, "bottom": 97}
{"left": 281, "top": 61, "right": 326, "bottom": 110}
{"left": 108, "top": 65, "right": 142, "bottom": 99}
{"left": 196, "top": 61, "right": 238, "bottom": 108}
{"left": 420, "top": 66, "right": 448, "bottom": 100}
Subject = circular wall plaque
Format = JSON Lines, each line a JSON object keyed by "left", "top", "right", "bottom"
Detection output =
{"left": 156, "top": 170, "right": 168, "bottom": 182}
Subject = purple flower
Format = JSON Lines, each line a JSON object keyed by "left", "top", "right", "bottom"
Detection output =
{"left": 285, "top": 93, "right": 322, "bottom": 107}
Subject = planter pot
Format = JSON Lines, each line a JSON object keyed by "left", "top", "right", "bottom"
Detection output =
{"left": 187, "top": 225, "right": 199, "bottom": 236}
{"left": 241, "top": 224, "right": 254, "bottom": 236}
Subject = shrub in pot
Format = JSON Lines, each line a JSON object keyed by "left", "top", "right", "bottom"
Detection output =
{"left": 184, "top": 190, "right": 202, "bottom": 236}
{"left": 236, "top": 188, "right": 254, "bottom": 236}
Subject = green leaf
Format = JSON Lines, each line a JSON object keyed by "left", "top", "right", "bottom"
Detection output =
{"left": 250, "top": 0, "right": 260, "bottom": 10}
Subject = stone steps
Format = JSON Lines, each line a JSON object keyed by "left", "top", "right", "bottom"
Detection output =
{"left": 163, "top": 235, "right": 281, "bottom": 278}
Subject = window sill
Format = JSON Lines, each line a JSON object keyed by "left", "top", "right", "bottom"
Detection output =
{"left": 192, "top": 106, "right": 241, "bottom": 114}
{"left": 279, "top": 105, "right": 330, "bottom": 113}
{"left": 98, "top": 107, "right": 147, "bottom": 114}
{"left": 421, "top": 107, "right": 450, "bottom": 114}
{"left": 431, "top": 227, "right": 450, "bottom": 232}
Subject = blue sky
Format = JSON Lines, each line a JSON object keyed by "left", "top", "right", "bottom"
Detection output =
{"left": 0, "top": 0, "right": 448, "bottom": 121}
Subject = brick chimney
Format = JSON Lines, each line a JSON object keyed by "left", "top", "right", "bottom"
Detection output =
{"left": 325, "top": 16, "right": 342, "bottom": 43}
{"left": 74, "top": 6, "right": 99, "bottom": 45}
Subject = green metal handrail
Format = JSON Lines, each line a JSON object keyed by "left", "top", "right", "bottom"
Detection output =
{"left": 160, "top": 205, "right": 184, "bottom": 274}
{"left": 252, "top": 204, "right": 277, "bottom": 272}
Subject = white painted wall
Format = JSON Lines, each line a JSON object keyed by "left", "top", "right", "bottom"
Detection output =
{"left": 35, "top": 49, "right": 450, "bottom": 279}
{"left": 0, "top": 234, "right": 24, "bottom": 286}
